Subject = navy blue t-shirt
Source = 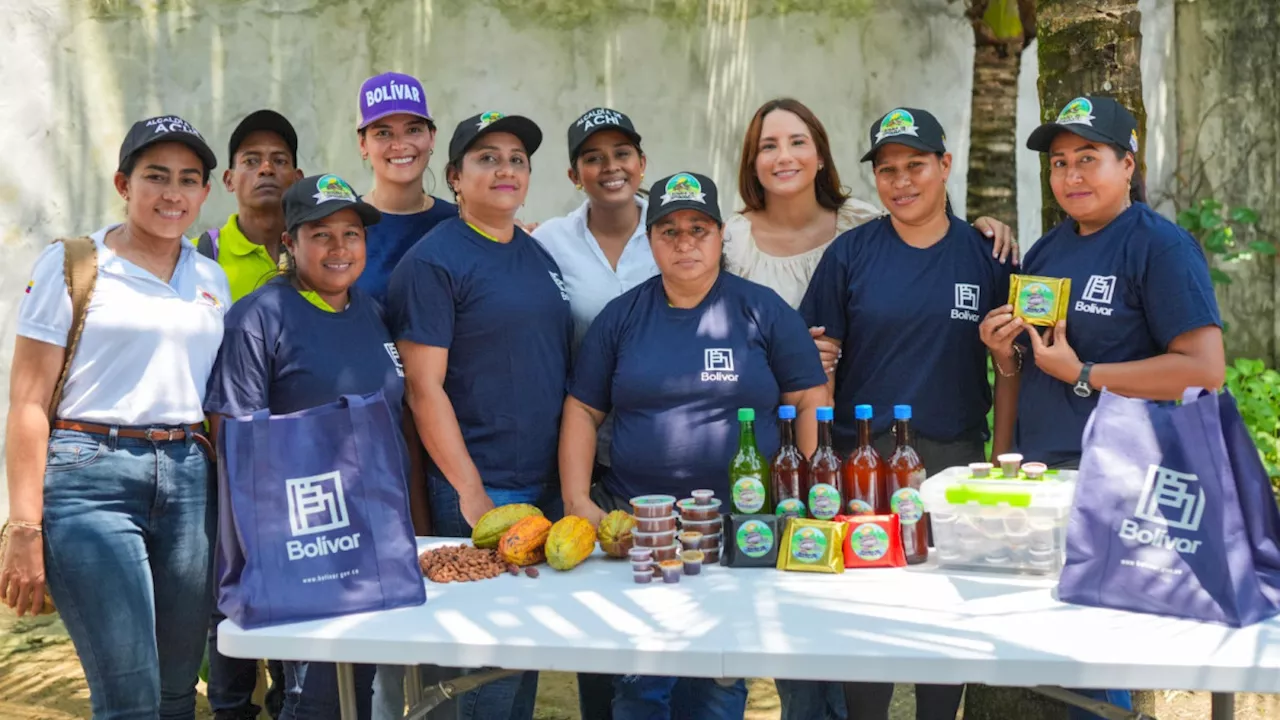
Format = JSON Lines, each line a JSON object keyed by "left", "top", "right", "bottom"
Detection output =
{"left": 1015, "top": 202, "right": 1221, "bottom": 465}
{"left": 571, "top": 272, "right": 827, "bottom": 501}
{"left": 356, "top": 197, "right": 457, "bottom": 305}
{"left": 205, "top": 278, "right": 406, "bottom": 430}
{"left": 387, "top": 218, "right": 573, "bottom": 491}
{"left": 800, "top": 215, "right": 1011, "bottom": 449}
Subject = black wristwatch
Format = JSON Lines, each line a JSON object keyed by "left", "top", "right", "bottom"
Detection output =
{"left": 1074, "top": 362, "right": 1095, "bottom": 398}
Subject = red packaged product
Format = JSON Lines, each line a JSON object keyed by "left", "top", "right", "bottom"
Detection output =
{"left": 834, "top": 514, "right": 907, "bottom": 569}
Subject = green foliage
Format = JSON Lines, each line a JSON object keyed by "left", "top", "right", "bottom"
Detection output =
{"left": 1225, "top": 358, "right": 1280, "bottom": 484}
{"left": 1175, "top": 199, "right": 1274, "bottom": 286}
{"left": 983, "top": 0, "right": 1024, "bottom": 40}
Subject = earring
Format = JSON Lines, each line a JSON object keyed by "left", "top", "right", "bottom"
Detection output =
{"left": 429, "top": 149, "right": 434, "bottom": 156}
{"left": 818, "top": 163, "right": 825, "bottom": 170}
{"left": 575, "top": 184, "right": 583, "bottom": 191}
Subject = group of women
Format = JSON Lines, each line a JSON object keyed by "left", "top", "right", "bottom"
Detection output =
{"left": 0, "top": 63, "right": 1225, "bottom": 720}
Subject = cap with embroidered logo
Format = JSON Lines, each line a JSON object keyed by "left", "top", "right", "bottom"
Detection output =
{"left": 644, "top": 172, "right": 722, "bottom": 229}
{"left": 358, "top": 72, "right": 431, "bottom": 130}
{"left": 283, "top": 174, "right": 381, "bottom": 234}
{"left": 860, "top": 107, "right": 947, "bottom": 163}
{"left": 448, "top": 111, "right": 543, "bottom": 166}
{"left": 118, "top": 115, "right": 218, "bottom": 175}
{"left": 567, "top": 107, "right": 642, "bottom": 164}
{"left": 1026, "top": 96, "right": 1139, "bottom": 154}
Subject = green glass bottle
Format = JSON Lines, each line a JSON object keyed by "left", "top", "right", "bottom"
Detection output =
{"left": 729, "top": 408, "right": 772, "bottom": 515}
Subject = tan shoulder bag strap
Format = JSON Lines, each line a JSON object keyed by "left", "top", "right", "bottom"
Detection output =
{"left": 47, "top": 236, "right": 98, "bottom": 421}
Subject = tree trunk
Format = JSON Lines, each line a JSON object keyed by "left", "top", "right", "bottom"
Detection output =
{"left": 966, "top": 43, "right": 1022, "bottom": 228}
{"left": 1034, "top": 0, "right": 1146, "bottom": 231}
{"left": 1174, "top": 0, "right": 1279, "bottom": 365}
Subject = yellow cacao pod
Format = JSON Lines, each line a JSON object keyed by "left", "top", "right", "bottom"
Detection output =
{"left": 597, "top": 510, "right": 637, "bottom": 558}
{"left": 498, "top": 515, "right": 552, "bottom": 566}
{"left": 546, "top": 516, "right": 597, "bottom": 571}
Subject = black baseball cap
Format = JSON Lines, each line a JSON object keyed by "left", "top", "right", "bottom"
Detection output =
{"left": 567, "top": 107, "right": 642, "bottom": 164}
{"left": 118, "top": 115, "right": 218, "bottom": 175}
{"left": 448, "top": 111, "right": 542, "bottom": 166}
{"left": 1027, "top": 96, "right": 1139, "bottom": 154}
{"left": 283, "top": 174, "right": 381, "bottom": 233}
{"left": 860, "top": 107, "right": 948, "bottom": 163}
{"left": 228, "top": 109, "right": 299, "bottom": 163}
{"left": 645, "top": 172, "right": 722, "bottom": 229}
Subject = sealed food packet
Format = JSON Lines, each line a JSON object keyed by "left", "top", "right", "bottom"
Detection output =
{"left": 723, "top": 514, "right": 780, "bottom": 567}
{"left": 777, "top": 518, "right": 845, "bottom": 574}
{"left": 1009, "top": 275, "right": 1071, "bottom": 327}
{"left": 835, "top": 514, "right": 906, "bottom": 569}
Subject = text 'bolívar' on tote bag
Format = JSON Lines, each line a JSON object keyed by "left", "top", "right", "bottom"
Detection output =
{"left": 215, "top": 391, "right": 425, "bottom": 629}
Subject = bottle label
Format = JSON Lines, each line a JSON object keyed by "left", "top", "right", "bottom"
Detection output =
{"left": 775, "top": 498, "right": 806, "bottom": 519}
{"left": 736, "top": 520, "right": 775, "bottom": 558}
{"left": 851, "top": 523, "right": 889, "bottom": 561}
{"left": 847, "top": 498, "right": 874, "bottom": 515}
{"left": 890, "top": 488, "right": 925, "bottom": 526}
{"left": 808, "top": 484, "right": 840, "bottom": 520}
{"left": 791, "top": 525, "right": 827, "bottom": 563}
{"left": 732, "top": 476, "right": 766, "bottom": 513}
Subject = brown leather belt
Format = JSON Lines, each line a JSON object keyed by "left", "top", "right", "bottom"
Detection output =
{"left": 53, "top": 420, "right": 204, "bottom": 442}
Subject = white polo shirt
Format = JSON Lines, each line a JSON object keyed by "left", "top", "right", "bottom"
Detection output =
{"left": 533, "top": 197, "right": 657, "bottom": 349}
{"left": 18, "top": 225, "right": 231, "bottom": 426}
{"left": 533, "top": 197, "right": 658, "bottom": 467}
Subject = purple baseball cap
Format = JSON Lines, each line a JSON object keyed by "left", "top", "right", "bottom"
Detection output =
{"left": 358, "top": 72, "right": 431, "bottom": 129}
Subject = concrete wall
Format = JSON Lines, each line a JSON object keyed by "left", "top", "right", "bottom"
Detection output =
{"left": 0, "top": 0, "right": 1180, "bottom": 505}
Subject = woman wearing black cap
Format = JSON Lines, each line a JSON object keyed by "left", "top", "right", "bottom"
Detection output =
{"left": 387, "top": 111, "right": 571, "bottom": 720}
{"left": 1, "top": 116, "right": 228, "bottom": 717}
{"left": 800, "top": 107, "right": 1013, "bottom": 720}
{"left": 205, "top": 173, "right": 399, "bottom": 720}
{"left": 979, "top": 96, "right": 1224, "bottom": 720}
{"left": 562, "top": 171, "right": 829, "bottom": 720}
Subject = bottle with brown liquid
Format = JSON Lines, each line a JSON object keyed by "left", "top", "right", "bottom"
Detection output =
{"left": 805, "top": 406, "right": 842, "bottom": 520}
{"left": 771, "top": 405, "right": 808, "bottom": 520}
{"left": 842, "top": 404, "right": 885, "bottom": 515}
{"left": 887, "top": 404, "right": 928, "bottom": 564}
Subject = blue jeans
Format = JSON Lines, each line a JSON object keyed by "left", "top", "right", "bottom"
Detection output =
{"left": 776, "top": 679, "right": 846, "bottom": 720}
{"left": 42, "top": 429, "right": 215, "bottom": 720}
{"left": 279, "top": 661, "right": 375, "bottom": 720}
{"left": 1068, "top": 689, "right": 1132, "bottom": 720}
{"left": 612, "top": 676, "right": 748, "bottom": 720}
{"left": 425, "top": 477, "right": 560, "bottom": 720}
{"left": 206, "top": 605, "right": 258, "bottom": 716}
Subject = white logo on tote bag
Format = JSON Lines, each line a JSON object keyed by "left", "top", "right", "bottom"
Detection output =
{"left": 285, "top": 472, "right": 362, "bottom": 561}
{"left": 1118, "top": 465, "right": 1206, "bottom": 555}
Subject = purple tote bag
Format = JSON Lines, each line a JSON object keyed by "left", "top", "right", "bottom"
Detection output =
{"left": 216, "top": 391, "right": 426, "bottom": 629}
{"left": 1058, "top": 388, "right": 1280, "bottom": 627}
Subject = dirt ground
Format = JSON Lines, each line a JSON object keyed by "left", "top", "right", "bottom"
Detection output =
{"left": 3, "top": 613, "right": 1278, "bottom": 719}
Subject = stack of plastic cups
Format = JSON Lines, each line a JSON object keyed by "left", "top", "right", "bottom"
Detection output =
{"left": 630, "top": 495, "right": 680, "bottom": 576}
{"left": 678, "top": 491, "right": 723, "bottom": 563}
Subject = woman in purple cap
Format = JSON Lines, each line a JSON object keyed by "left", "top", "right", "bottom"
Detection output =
{"left": 2, "top": 115, "right": 228, "bottom": 718}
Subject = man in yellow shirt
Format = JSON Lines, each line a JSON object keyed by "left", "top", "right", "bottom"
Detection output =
{"left": 202, "top": 109, "right": 302, "bottom": 720}
{"left": 196, "top": 110, "right": 304, "bottom": 303}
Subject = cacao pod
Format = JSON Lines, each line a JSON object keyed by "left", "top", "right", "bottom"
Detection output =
{"left": 498, "top": 515, "right": 552, "bottom": 566}
{"left": 545, "top": 516, "right": 597, "bottom": 571}
{"left": 472, "top": 503, "right": 543, "bottom": 549}
{"left": 597, "top": 510, "right": 637, "bottom": 558}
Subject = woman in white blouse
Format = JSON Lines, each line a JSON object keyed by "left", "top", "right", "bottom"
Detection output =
{"left": 725, "top": 98, "right": 1017, "bottom": 373}
{"left": 726, "top": 98, "right": 1015, "bottom": 720}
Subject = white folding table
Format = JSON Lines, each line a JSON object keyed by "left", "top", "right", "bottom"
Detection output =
{"left": 219, "top": 538, "right": 1280, "bottom": 719}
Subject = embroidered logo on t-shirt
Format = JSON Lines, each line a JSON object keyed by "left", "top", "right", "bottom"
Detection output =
{"left": 313, "top": 174, "right": 358, "bottom": 205}
{"left": 548, "top": 271, "right": 570, "bottom": 302}
{"left": 1056, "top": 98, "right": 1096, "bottom": 127}
{"left": 661, "top": 174, "right": 706, "bottom": 205}
{"left": 702, "top": 348, "right": 738, "bottom": 382}
{"left": 875, "top": 109, "right": 919, "bottom": 142}
{"left": 197, "top": 289, "right": 222, "bottom": 309}
{"left": 1076, "top": 275, "right": 1116, "bottom": 316}
{"left": 951, "top": 283, "right": 981, "bottom": 323}
{"left": 24, "top": 280, "right": 33, "bottom": 295}
{"left": 384, "top": 342, "right": 405, "bottom": 377}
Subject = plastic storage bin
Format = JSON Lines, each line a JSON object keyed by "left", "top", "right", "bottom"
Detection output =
{"left": 920, "top": 466, "right": 1077, "bottom": 575}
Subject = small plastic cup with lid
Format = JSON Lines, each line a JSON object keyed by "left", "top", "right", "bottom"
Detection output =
{"left": 630, "top": 495, "right": 677, "bottom": 518}
{"left": 695, "top": 532, "right": 722, "bottom": 550}
{"left": 680, "top": 517, "right": 723, "bottom": 536}
{"left": 691, "top": 489, "right": 715, "bottom": 506}
{"left": 1021, "top": 462, "right": 1048, "bottom": 480}
{"left": 635, "top": 515, "right": 678, "bottom": 533}
{"left": 969, "top": 462, "right": 994, "bottom": 478}
{"left": 677, "top": 498, "right": 722, "bottom": 522}
{"left": 681, "top": 550, "right": 705, "bottom": 576}
{"left": 997, "top": 453, "right": 1024, "bottom": 477}
{"left": 628, "top": 546, "right": 654, "bottom": 564}
{"left": 652, "top": 543, "right": 681, "bottom": 562}
{"left": 659, "top": 559, "right": 683, "bottom": 583}
{"left": 1028, "top": 546, "right": 1058, "bottom": 569}
{"left": 678, "top": 531, "right": 703, "bottom": 552}
{"left": 633, "top": 569, "right": 654, "bottom": 584}
{"left": 703, "top": 546, "right": 721, "bottom": 564}
{"left": 633, "top": 529, "right": 678, "bottom": 549}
